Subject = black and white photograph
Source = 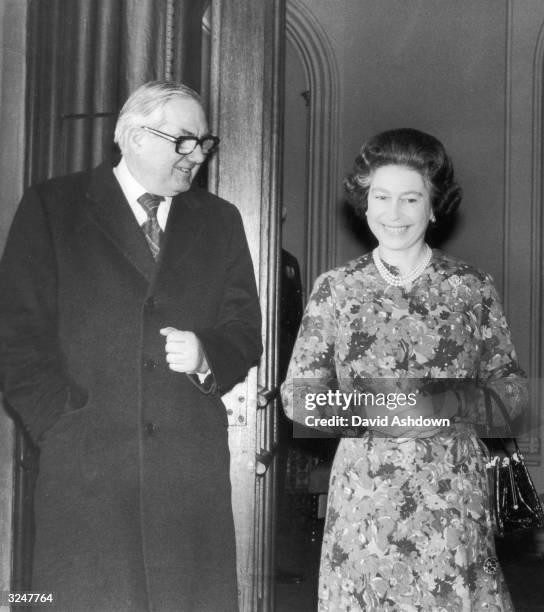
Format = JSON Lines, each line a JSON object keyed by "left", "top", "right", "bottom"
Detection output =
{"left": 1, "top": 1, "right": 544, "bottom": 611}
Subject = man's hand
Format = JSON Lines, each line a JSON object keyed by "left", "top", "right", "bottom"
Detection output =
{"left": 160, "top": 327, "right": 209, "bottom": 374}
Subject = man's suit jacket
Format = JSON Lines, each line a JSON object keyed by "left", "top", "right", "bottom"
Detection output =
{"left": 0, "top": 162, "right": 262, "bottom": 612}
{"left": 279, "top": 249, "right": 303, "bottom": 382}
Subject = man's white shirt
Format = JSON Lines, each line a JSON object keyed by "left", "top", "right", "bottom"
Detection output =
{"left": 113, "top": 157, "right": 172, "bottom": 230}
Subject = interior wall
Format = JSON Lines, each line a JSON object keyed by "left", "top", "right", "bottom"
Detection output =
{"left": 301, "top": 0, "right": 506, "bottom": 283}
{"left": 505, "top": 0, "right": 544, "bottom": 493}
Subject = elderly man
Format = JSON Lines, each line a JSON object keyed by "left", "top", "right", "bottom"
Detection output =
{"left": 0, "top": 81, "right": 262, "bottom": 611}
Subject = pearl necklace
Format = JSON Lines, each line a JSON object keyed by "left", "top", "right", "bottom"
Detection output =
{"left": 373, "top": 244, "right": 432, "bottom": 287}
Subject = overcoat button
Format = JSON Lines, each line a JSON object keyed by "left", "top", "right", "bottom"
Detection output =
{"left": 144, "top": 421, "right": 156, "bottom": 435}
{"left": 144, "top": 359, "right": 157, "bottom": 370}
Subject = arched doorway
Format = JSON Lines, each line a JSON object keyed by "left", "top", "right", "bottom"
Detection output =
{"left": 285, "top": 0, "right": 340, "bottom": 290}
{"left": 275, "top": 2, "right": 341, "bottom": 608}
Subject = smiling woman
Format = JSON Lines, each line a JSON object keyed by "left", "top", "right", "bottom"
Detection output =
{"left": 345, "top": 127, "right": 461, "bottom": 279}
{"left": 366, "top": 165, "right": 432, "bottom": 269}
{"left": 281, "top": 128, "right": 527, "bottom": 610}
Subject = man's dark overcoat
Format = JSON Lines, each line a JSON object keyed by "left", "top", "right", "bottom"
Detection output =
{"left": 0, "top": 163, "right": 262, "bottom": 611}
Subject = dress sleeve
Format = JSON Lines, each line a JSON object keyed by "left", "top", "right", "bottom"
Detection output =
{"left": 473, "top": 273, "right": 528, "bottom": 427}
{"left": 280, "top": 272, "right": 338, "bottom": 423}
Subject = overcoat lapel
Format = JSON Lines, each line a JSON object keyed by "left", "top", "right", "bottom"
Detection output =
{"left": 155, "top": 188, "right": 205, "bottom": 280}
{"left": 84, "top": 163, "right": 156, "bottom": 282}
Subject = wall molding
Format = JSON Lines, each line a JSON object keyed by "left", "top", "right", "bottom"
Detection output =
{"left": 286, "top": 0, "right": 339, "bottom": 289}
{"left": 502, "top": 4, "right": 544, "bottom": 463}
{"left": 502, "top": 0, "right": 513, "bottom": 306}
{"left": 528, "top": 17, "right": 544, "bottom": 459}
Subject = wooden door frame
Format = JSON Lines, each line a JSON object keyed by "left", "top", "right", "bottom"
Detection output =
{"left": 0, "top": 0, "right": 28, "bottom": 597}
{"left": 207, "top": 2, "right": 285, "bottom": 610}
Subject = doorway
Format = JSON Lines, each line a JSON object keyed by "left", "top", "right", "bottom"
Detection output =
{"left": 275, "top": 2, "right": 340, "bottom": 609}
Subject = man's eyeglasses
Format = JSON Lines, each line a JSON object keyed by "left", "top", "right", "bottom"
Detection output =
{"left": 141, "top": 126, "right": 220, "bottom": 156}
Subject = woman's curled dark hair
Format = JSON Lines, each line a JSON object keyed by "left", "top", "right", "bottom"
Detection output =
{"left": 344, "top": 128, "right": 462, "bottom": 223}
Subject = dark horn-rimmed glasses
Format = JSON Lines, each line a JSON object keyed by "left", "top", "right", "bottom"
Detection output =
{"left": 141, "top": 126, "right": 220, "bottom": 156}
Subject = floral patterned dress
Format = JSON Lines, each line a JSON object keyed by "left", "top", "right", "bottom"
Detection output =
{"left": 281, "top": 250, "right": 527, "bottom": 611}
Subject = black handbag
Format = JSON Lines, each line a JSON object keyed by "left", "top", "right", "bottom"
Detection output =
{"left": 482, "top": 387, "right": 544, "bottom": 536}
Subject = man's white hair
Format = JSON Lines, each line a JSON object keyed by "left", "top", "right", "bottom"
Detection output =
{"left": 114, "top": 81, "right": 202, "bottom": 152}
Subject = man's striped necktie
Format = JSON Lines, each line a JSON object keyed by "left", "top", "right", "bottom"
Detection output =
{"left": 137, "top": 192, "right": 164, "bottom": 259}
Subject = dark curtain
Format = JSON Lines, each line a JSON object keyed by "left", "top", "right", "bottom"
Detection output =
{"left": 25, "top": 0, "right": 207, "bottom": 185}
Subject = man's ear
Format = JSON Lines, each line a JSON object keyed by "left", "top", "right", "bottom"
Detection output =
{"left": 126, "top": 127, "right": 145, "bottom": 154}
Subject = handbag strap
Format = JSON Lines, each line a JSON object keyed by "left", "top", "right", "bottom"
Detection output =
{"left": 482, "top": 386, "right": 526, "bottom": 463}
{"left": 483, "top": 385, "right": 515, "bottom": 439}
